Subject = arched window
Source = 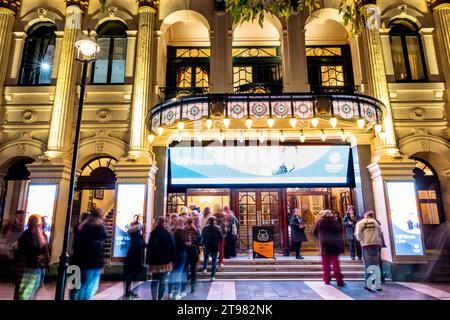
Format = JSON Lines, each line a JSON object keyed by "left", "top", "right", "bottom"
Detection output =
{"left": 19, "top": 23, "right": 56, "bottom": 85}
{"left": 91, "top": 21, "right": 128, "bottom": 84}
{"left": 389, "top": 19, "right": 426, "bottom": 82}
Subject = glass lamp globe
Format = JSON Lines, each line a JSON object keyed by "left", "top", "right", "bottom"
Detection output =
{"left": 311, "top": 117, "right": 319, "bottom": 127}
{"left": 75, "top": 38, "right": 99, "bottom": 57}
{"left": 267, "top": 117, "right": 275, "bottom": 128}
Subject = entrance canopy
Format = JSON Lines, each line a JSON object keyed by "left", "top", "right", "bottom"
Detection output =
{"left": 168, "top": 145, "right": 354, "bottom": 188}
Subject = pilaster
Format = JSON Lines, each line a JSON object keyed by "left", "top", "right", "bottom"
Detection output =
{"left": 0, "top": 3, "right": 18, "bottom": 106}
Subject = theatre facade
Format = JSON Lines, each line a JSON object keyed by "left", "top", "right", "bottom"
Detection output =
{"left": 0, "top": 0, "right": 449, "bottom": 280}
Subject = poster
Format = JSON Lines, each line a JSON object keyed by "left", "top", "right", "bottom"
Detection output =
{"left": 113, "top": 184, "right": 146, "bottom": 258}
{"left": 26, "top": 184, "right": 57, "bottom": 241}
{"left": 170, "top": 145, "right": 350, "bottom": 185}
{"left": 252, "top": 226, "right": 274, "bottom": 259}
{"left": 386, "top": 181, "right": 424, "bottom": 256}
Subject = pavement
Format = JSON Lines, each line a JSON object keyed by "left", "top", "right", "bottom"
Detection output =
{"left": 1, "top": 279, "right": 450, "bottom": 300}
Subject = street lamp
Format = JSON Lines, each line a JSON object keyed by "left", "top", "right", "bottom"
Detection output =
{"left": 55, "top": 31, "right": 99, "bottom": 301}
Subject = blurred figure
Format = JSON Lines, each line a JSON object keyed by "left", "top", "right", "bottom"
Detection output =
{"left": 191, "top": 209, "right": 201, "bottom": 231}
{"left": 41, "top": 216, "right": 50, "bottom": 240}
{"left": 343, "top": 206, "right": 362, "bottom": 260}
{"left": 123, "top": 214, "right": 145, "bottom": 299}
{"left": 71, "top": 207, "right": 107, "bottom": 300}
{"left": 90, "top": 203, "right": 97, "bottom": 214}
{"left": 201, "top": 216, "right": 223, "bottom": 281}
{"left": 200, "top": 207, "right": 211, "bottom": 232}
{"left": 13, "top": 214, "right": 49, "bottom": 300}
{"left": 313, "top": 210, "right": 345, "bottom": 286}
{"left": 146, "top": 217, "right": 175, "bottom": 300}
{"left": 224, "top": 206, "right": 238, "bottom": 258}
{"left": 2, "top": 210, "right": 26, "bottom": 244}
{"left": 372, "top": 211, "right": 387, "bottom": 284}
{"left": 290, "top": 208, "right": 307, "bottom": 259}
{"left": 69, "top": 212, "right": 91, "bottom": 300}
{"left": 214, "top": 209, "right": 229, "bottom": 269}
{"left": 168, "top": 219, "right": 191, "bottom": 300}
{"left": 179, "top": 206, "right": 189, "bottom": 220}
{"left": 189, "top": 203, "right": 201, "bottom": 214}
{"left": 168, "top": 213, "right": 179, "bottom": 232}
{"left": 183, "top": 217, "right": 201, "bottom": 293}
{"left": 355, "top": 211, "right": 383, "bottom": 292}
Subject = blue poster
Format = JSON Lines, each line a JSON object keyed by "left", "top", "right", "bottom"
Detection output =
{"left": 387, "top": 181, "right": 424, "bottom": 256}
{"left": 170, "top": 145, "right": 350, "bottom": 185}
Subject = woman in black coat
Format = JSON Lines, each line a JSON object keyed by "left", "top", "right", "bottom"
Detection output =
{"left": 342, "top": 206, "right": 362, "bottom": 260}
{"left": 290, "top": 208, "right": 307, "bottom": 259}
{"left": 313, "top": 210, "right": 345, "bottom": 286}
{"left": 123, "top": 214, "right": 145, "bottom": 299}
{"left": 146, "top": 216, "right": 176, "bottom": 300}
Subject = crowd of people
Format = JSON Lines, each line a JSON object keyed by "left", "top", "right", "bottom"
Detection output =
{"left": 0, "top": 201, "right": 385, "bottom": 300}
{"left": 291, "top": 205, "right": 386, "bottom": 292}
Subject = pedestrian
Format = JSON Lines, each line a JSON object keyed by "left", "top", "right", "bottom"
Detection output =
{"left": 168, "top": 213, "right": 179, "bottom": 232}
{"left": 313, "top": 210, "right": 345, "bottom": 286}
{"left": 183, "top": 217, "right": 201, "bottom": 293}
{"left": 146, "top": 216, "right": 176, "bottom": 300}
{"left": 191, "top": 209, "right": 201, "bottom": 231}
{"left": 343, "top": 206, "right": 362, "bottom": 260}
{"left": 214, "top": 208, "right": 229, "bottom": 269}
{"left": 168, "top": 219, "right": 191, "bottom": 300}
{"left": 200, "top": 207, "right": 211, "bottom": 232}
{"left": 69, "top": 212, "right": 91, "bottom": 300}
{"left": 290, "top": 208, "right": 307, "bottom": 259}
{"left": 0, "top": 210, "right": 26, "bottom": 265}
{"left": 189, "top": 203, "right": 201, "bottom": 215}
{"left": 123, "top": 214, "right": 145, "bottom": 299}
{"left": 355, "top": 211, "right": 383, "bottom": 292}
{"left": 13, "top": 214, "right": 50, "bottom": 300}
{"left": 201, "top": 216, "right": 223, "bottom": 281}
{"left": 70, "top": 207, "right": 108, "bottom": 300}
{"left": 179, "top": 206, "right": 189, "bottom": 221}
{"left": 373, "top": 212, "right": 387, "bottom": 284}
{"left": 228, "top": 209, "right": 239, "bottom": 258}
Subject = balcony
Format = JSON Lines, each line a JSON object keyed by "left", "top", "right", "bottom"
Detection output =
{"left": 158, "top": 87, "right": 209, "bottom": 102}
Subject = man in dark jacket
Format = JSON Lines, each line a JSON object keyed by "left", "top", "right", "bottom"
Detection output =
{"left": 201, "top": 217, "right": 223, "bottom": 281}
{"left": 313, "top": 210, "right": 345, "bottom": 286}
{"left": 71, "top": 208, "right": 108, "bottom": 300}
{"left": 343, "top": 206, "right": 362, "bottom": 260}
{"left": 290, "top": 208, "right": 307, "bottom": 259}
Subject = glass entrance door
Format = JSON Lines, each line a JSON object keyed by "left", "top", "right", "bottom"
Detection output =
{"left": 235, "top": 189, "right": 282, "bottom": 253}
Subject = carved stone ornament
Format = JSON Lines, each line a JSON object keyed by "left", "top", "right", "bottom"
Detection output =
{"left": 65, "top": 0, "right": 89, "bottom": 14}
{"left": 17, "top": 143, "right": 28, "bottom": 156}
{"left": 410, "top": 107, "right": 426, "bottom": 120}
{"left": 0, "top": 0, "right": 22, "bottom": 15}
{"left": 37, "top": 7, "right": 47, "bottom": 18}
{"left": 420, "top": 139, "right": 431, "bottom": 152}
{"left": 96, "top": 109, "right": 111, "bottom": 122}
{"left": 96, "top": 142, "right": 104, "bottom": 154}
{"left": 398, "top": 4, "right": 407, "bottom": 15}
{"left": 107, "top": 6, "right": 117, "bottom": 17}
{"left": 22, "top": 110, "right": 37, "bottom": 123}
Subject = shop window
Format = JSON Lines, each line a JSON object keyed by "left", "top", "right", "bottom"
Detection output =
{"left": 306, "top": 45, "right": 354, "bottom": 93}
{"left": 232, "top": 47, "right": 282, "bottom": 93}
{"left": 19, "top": 23, "right": 56, "bottom": 85}
{"left": 91, "top": 21, "right": 128, "bottom": 84}
{"left": 165, "top": 47, "right": 210, "bottom": 99}
{"left": 389, "top": 20, "right": 426, "bottom": 82}
{"left": 167, "top": 192, "right": 186, "bottom": 214}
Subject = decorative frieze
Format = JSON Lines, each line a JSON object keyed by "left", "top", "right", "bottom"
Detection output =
{"left": 65, "top": 0, "right": 89, "bottom": 14}
{"left": 0, "top": 0, "right": 21, "bottom": 15}
{"left": 137, "top": 0, "right": 159, "bottom": 11}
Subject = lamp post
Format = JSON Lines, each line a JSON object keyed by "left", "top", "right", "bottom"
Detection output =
{"left": 55, "top": 32, "right": 99, "bottom": 301}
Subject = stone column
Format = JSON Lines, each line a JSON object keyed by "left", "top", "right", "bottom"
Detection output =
{"left": 360, "top": 3, "right": 399, "bottom": 156}
{"left": 45, "top": 3, "right": 85, "bottom": 158}
{"left": 283, "top": 13, "right": 309, "bottom": 92}
{"left": 0, "top": 2, "right": 20, "bottom": 105}
{"left": 350, "top": 141, "right": 375, "bottom": 215}
{"left": 152, "top": 146, "right": 168, "bottom": 218}
{"left": 428, "top": 1, "right": 450, "bottom": 117}
{"left": 128, "top": 1, "right": 157, "bottom": 160}
{"left": 210, "top": 10, "right": 233, "bottom": 93}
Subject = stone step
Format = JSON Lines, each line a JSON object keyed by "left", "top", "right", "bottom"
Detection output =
{"left": 195, "top": 271, "right": 365, "bottom": 279}
{"left": 197, "top": 265, "right": 364, "bottom": 272}
{"left": 197, "top": 258, "right": 363, "bottom": 266}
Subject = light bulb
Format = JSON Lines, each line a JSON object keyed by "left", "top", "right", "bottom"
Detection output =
{"left": 41, "top": 62, "right": 50, "bottom": 71}
{"left": 340, "top": 129, "right": 347, "bottom": 142}
{"left": 245, "top": 118, "right": 253, "bottom": 129}
{"left": 357, "top": 118, "right": 365, "bottom": 129}
{"left": 218, "top": 131, "right": 224, "bottom": 143}
{"left": 157, "top": 127, "right": 164, "bottom": 136}
{"left": 267, "top": 117, "right": 275, "bottom": 128}
{"left": 75, "top": 38, "right": 99, "bottom": 57}
{"left": 177, "top": 121, "right": 185, "bottom": 130}
{"left": 206, "top": 118, "right": 213, "bottom": 129}
{"left": 289, "top": 117, "right": 298, "bottom": 128}
{"left": 320, "top": 130, "right": 326, "bottom": 141}
{"left": 280, "top": 131, "right": 285, "bottom": 142}
{"left": 197, "top": 134, "right": 203, "bottom": 143}
{"left": 177, "top": 131, "right": 183, "bottom": 142}
{"left": 375, "top": 123, "right": 382, "bottom": 134}
{"left": 239, "top": 132, "right": 245, "bottom": 143}
{"left": 311, "top": 117, "right": 319, "bottom": 127}
{"left": 147, "top": 134, "right": 155, "bottom": 144}
{"left": 299, "top": 131, "right": 306, "bottom": 143}
{"left": 223, "top": 117, "right": 230, "bottom": 129}
{"left": 259, "top": 131, "right": 265, "bottom": 144}
{"left": 329, "top": 117, "right": 337, "bottom": 128}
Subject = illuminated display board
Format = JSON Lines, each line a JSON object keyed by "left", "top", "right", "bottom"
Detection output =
{"left": 169, "top": 145, "right": 351, "bottom": 186}
{"left": 26, "top": 184, "right": 57, "bottom": 240}
{"left": 386, "top": 181, "right": 424, "bottom": 256}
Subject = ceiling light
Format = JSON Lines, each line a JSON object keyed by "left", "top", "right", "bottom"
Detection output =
{"left": 289, "top": 117, "right": 298, "bottom": 128}
{"left": 267, "top": 117, "right": 275, "bottom": 128}
{"left": 239, "top": 131, "right": 245, "bottom": 143}
{"left": 299, "top": 130, "right": 305, "bottom": 143}
{"left": 245, "top": 118, "right": 253, "bottom": 129}
{"left": 206, "top": 118, "right": 213, "bottom": 129}
{"left": 311, "top": 117, "right": 319, "bottom": 127}
{"left": 177, "top": 121, "right": 185, "bottom": 130}
{"left": 157, "top": 126, "right": 164, "bottom": 136}
{"left": 280, "top": 131, "right": 285, "bottom": 142}
{"left": 357, "top": 118, "right": 365, "bottom": 129}
{"left": 320, "top": 130, "right": 326, "bottom": 141}
{"left": 223, "top": 117, "right": 230, "bottom": 129}
{"left": 340, "top": 129, "right": 347, "bottom": 141}
{"left": 330, "top": 117, "right": 337, "bottom": 128}
{"left": 147, "top": 134, "right": 155, "bottom": 144}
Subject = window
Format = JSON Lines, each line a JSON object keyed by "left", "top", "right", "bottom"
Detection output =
{"left": 91, "top": 21, "right": 128, "bottom": 84}
{"left": 306, "top": 45, "right": 354, "bottom": 93}
{"left": 19, "top": 23, "right": 56, "bottom": 85}
{"left": 165, "top": 47, "right": 210, "bottom": 99}
{"left": 389, "top": 20, "right": 426, "bottom": 82}
{"left": 232, "top": 47, "right": 282, "bottom": 93}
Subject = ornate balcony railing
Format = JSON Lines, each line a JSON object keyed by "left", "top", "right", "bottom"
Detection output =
{"left": 310, "top": 85, "right": 360, "bottom": 95}
{"left": 234, "top": 82, "right": 283, "bottom": 94}
{"left": 158, "top": 87, "right": 209, "bottom": 102}
{"left": 146, "top": 92, "right": 384, "bottom": 134}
